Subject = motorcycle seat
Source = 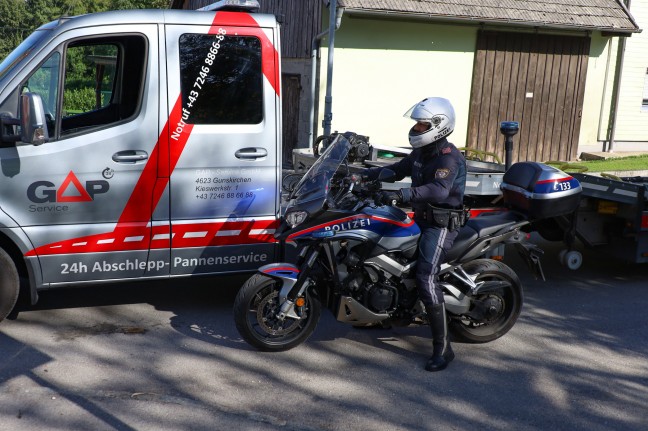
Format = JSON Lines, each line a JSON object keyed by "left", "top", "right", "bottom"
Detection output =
{"left": 465, "top": 211, "right": 525, "bottom": 237}
{"left": 446, "top": 226, "right": 478, "bottom": 262}
{"left": 445, "top": 211, "right": 525, "bottom": 263}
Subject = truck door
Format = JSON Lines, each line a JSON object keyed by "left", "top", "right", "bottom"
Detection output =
{"left": 162, "top": 17, "right": 281, "bottom": 275}
{"left": 0, "top": 25, "right": 162, "bottom": 283}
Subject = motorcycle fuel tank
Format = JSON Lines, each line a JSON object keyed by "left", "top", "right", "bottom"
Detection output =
{"left": 288, "top": 206, "right": 420, "bottom": 249}
{"left": 363, "top": 206, "right": 420, "bottom": 251}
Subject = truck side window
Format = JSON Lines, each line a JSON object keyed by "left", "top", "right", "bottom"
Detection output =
{"left": 0, "top": 52, "right": 61, "bottom": 141}
{"left": 0, "top": 34, "right": 147, "bottom": 144}
{"left": 62, "top": 43, "right": 118, "bottom": 128}
{"left": 60, "top": 35, "right": 146, "bottom": 136}
{"left": 179, "top": 34, "right": 262, "bottom": 124}
{"left": 24, "top": 52, "right": 61, "bottom": 137}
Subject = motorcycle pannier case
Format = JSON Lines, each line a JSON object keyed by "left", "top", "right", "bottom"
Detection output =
{"left": 501, "top": 162, "right": 582, "bottom": 219}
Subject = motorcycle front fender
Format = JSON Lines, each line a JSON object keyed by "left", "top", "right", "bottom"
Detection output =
{"left": 259, "top": 263, "right": 300, "bottom": 303}
{"left": 259, "top": 263, "right": 300, "bottom": 280}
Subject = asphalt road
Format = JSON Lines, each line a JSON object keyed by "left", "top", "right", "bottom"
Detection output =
{"left": 1, "top": 237, "right": 647, "bottom": 431}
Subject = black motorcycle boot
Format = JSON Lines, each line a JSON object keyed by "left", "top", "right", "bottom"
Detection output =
{"left": 425, "top": 304, "right": 454, "bottom": 372}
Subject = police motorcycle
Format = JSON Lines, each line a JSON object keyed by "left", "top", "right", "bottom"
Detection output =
{"left": 233, "top": 131, "right": 580, "bottom": 351}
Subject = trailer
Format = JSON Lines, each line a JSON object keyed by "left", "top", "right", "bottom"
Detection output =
{"left": 559, "top": 173, "right": 648, "bottom": 267}
{"left": 291, "top": 143, "right": 506, "bottom": 204}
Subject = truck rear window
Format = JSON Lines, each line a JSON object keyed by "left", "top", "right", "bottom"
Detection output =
{"left": 179, "top": 34, "right": 263, "bottom": 125}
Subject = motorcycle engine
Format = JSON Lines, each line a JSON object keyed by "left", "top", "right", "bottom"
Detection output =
{"left": 364, "top": 284, "right": 396, "bottom": 313}
{"left": 343, "top": 271, "right": 397, "bottom": 314}
{"left": 338, "top": 243, "right": 403, "bottom": 314}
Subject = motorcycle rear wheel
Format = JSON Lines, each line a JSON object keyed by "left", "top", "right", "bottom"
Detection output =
{"left": 449, "top": 259, "right": 523, "bottom": 343}
{"left": 233, "top": 273, "right": 321, "bottom": 352}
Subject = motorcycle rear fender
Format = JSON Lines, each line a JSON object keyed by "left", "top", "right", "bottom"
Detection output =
{"left": 513, "top": 241, "right": 546, "bottom": 281}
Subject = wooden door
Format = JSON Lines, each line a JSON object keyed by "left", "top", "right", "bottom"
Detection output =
{"left": 467, "top": 31, "right": 590, "bottom": 163}
{"left": 281, "top": 74, "right": 301, "bottom": 168}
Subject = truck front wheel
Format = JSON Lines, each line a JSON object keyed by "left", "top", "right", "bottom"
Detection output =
{"left": 0, "top": 247, "right": 20, "bottom": 323}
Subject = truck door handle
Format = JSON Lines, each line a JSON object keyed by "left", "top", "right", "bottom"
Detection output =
{"left": 112, "top": 150, "right": 149, "bottom": 163}
{"left": 235, "top": 147, "right": 268, "bottom": 160}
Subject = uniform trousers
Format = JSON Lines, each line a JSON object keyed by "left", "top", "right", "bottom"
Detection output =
{"left": 416, "top": 224, "right": 459, "bottom": 306}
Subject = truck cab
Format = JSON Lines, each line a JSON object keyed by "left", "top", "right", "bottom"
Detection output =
{"left": 0, "top": 4, "right": 282, "bottom": 321}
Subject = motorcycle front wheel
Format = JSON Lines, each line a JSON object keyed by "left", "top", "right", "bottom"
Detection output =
{"left": 233, "top": 273, "right": 321, "bottom": 352}
{"left": 449, "top": 259, "right": 523, "bottom": 343}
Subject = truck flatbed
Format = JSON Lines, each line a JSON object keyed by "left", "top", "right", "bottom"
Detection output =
{"left": 292, "top": 148, "right": 506, "bottom": 198}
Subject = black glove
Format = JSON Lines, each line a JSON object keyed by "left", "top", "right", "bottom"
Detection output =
{"left": 378, "top": 190, "right": 403, "bottom": 206}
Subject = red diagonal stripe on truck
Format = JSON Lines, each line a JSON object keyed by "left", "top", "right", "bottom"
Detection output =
{"left": 25, "top": 12, "right": 280, "bottom": 257}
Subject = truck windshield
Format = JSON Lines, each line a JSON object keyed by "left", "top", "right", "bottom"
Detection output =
{"left": 0, "top": 28, "right": 52, "bottom": 81}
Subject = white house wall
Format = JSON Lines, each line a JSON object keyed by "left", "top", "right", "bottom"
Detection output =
{"left": 596, "top": 1, "right": 648, "bottom": 146}
{"left": 318, "top": 17, "right": 476, "bottom": 149}
{"left": 319, "top": 11, "right": 645, "bottom": 156}
{"left": 580, "top": 34, "right": 613, "bottom": 149}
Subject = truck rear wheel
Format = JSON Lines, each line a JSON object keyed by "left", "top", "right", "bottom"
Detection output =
{"left": 0, "top": 247, "right": 20, "bottom": 323}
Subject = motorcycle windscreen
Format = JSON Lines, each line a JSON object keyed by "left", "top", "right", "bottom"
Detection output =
{"left": 289, "top": 135, "right": 351, "bottom": 207}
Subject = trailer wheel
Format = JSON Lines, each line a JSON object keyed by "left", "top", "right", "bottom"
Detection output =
{"left": 560, "top": 250, "right": 583, "bottom": 270}
{"left": 0, "top": 247, "right": 20, "bottom": 322}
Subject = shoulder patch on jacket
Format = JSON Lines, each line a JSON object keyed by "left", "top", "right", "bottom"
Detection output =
{"left": 435, "top": 168, "right": 450, "bottom": 179}
{"left": 441, "top": 146, "right": 452, "bottom": 154}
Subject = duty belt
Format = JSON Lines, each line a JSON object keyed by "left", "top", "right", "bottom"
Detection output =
{"left": 414, "top": 205, "right": 469, "bottom": 231}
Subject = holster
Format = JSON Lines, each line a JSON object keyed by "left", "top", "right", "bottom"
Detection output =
{"left": 415, "top": 205, "right": 470, "bottom": 231}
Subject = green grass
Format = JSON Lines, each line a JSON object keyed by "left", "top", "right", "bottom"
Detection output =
{"left": 547, "top": 155, "right": 648, "bottom": 173}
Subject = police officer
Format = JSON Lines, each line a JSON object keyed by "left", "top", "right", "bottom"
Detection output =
{"left": 364, "top": 97, "right": 466, "bottom": 372}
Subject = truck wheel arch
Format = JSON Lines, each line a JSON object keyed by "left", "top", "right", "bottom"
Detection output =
{"left": 0, "top": 244, "right": 21, "bottom": 322}
{"left": 0, "top": 234, "right": 36, "bottom": 319}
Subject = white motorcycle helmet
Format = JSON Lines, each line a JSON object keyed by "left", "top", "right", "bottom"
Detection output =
{"left": 404, "top": 97, "right": 455, "bottom": 149}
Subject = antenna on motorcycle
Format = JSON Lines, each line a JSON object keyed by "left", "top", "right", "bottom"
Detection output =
{"left": 499, "top": 121, "right": 519, "bottom": 171}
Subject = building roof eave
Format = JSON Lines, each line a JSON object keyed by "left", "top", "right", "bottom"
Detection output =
{"left": 342, "top": 8, "right": 640, "bottom": 35}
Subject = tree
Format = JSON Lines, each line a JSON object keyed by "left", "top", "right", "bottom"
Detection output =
{"left": 0, "top": 0, "right": 29, "bottom": 60}
{"left": 0, "top": 0, "right": 168, "bottom": 60}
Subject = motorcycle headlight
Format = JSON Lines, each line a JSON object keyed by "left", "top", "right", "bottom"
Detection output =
{"left": 285, "top": 210, "right": 308, "bottom": 228}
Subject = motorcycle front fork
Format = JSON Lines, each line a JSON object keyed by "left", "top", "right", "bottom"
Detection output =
{"left": 276, "top": 244, "right": 323, "bottom": 321}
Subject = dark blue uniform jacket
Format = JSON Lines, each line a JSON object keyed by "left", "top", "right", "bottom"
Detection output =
{"left": 367, "top": 138, "right": 466, "bottom": 222}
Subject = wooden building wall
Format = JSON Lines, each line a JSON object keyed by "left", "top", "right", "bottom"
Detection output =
{"left": 467, "top": 31, "right": 590, "bottom": 163}
{"left": 175, "top": 0, "right": 323, "bottom": 59}
{"left": 259, "top": 0, "right": 323, "bottom": 59}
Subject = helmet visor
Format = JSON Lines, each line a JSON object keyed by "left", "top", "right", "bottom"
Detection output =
{"left": 403, "top": 102, "right": 436, "bottom": 122}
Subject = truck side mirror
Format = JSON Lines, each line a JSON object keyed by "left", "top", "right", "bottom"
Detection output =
{"left": 20, "top": 92, "right": 49, "bottom": 146}
{"left": 0, "top": 114, "right": 21, "bottom": 146}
